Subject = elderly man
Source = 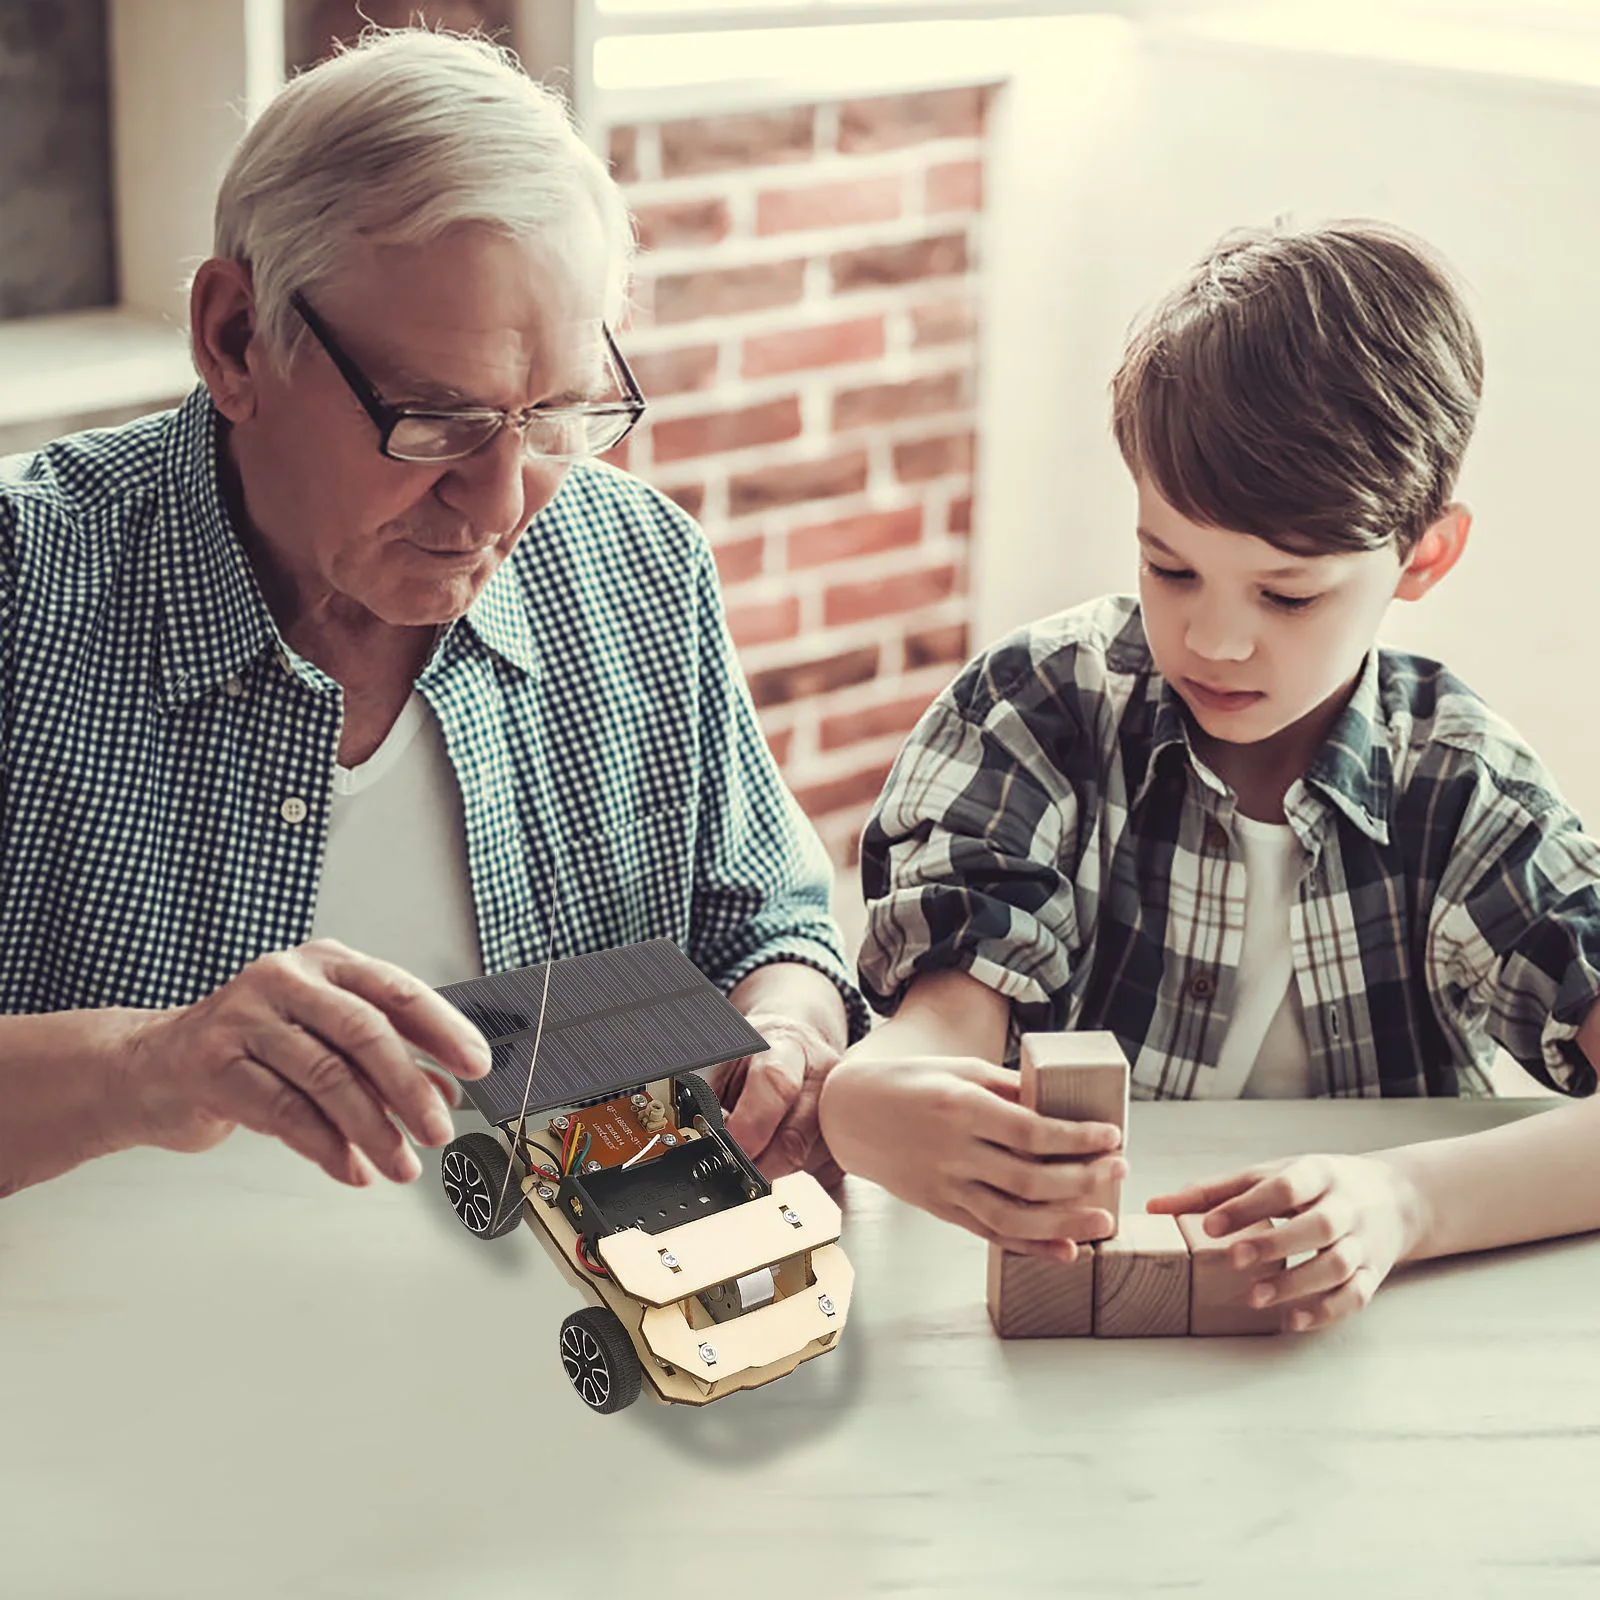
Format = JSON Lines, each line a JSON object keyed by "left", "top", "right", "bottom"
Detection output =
{"left": 0, "top": 30, "right": 865, "bottom": 1198}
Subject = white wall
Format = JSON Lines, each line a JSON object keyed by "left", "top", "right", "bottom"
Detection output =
{"left": 978, "top": 13, "right": 1600, "bottom": 817}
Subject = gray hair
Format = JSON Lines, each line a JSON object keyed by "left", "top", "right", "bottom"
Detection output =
{"left": 213, "top": 29, "right": 634, "bottom": 370}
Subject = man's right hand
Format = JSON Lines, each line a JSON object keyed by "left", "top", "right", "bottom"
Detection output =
{"left": 114, "top": 939, "right": 492, "bottom": 1186}
{"left": 817, "top": 1053, "right": 1126, "bottom": 1260}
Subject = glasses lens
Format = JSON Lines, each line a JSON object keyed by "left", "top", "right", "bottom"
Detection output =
{"left": 387, "top": 414, "right": 501, "bottom": 462}
{"left": 519, "top": 409, "right": 637, "bottom": 461}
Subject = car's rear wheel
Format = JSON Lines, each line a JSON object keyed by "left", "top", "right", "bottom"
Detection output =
{"left": 559, "top": 1305, "right": 644, "bottom": 1414}
{"left": 440, "top": 1133, "right": 525, "bottom": 1239}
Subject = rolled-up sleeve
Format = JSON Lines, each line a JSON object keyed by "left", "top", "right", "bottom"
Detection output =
{"left": 1428, "top": 770, "right": 1600, "bottom": 1096}
{"left": 858, "top": 660, "right": 1084, "bottom": 1026}
{"left": 684, "top": 543, "right": 870, "bottom": 1042}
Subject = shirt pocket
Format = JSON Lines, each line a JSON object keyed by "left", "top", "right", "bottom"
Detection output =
{"left": 556, "top": 803, "right": 696, "bottom": 953}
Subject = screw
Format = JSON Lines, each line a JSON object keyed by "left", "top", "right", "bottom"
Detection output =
{"left": 698, "top": 1342, "right": 718, "bottom": 1366}
{"left": 535, "top": 1185, "right": 555, "bottom": 1203}
{"left": 630, "top": 1093, "right": 649, "bottom": 1107}
{"left": 781, "top": 1207, "right": 802, "bottom": 1227}
{"left": 550, "top": 1115, "right": 570, "bottom": 1132}
{"left": 662, "top": 1134, "right": 678, "bottom": 1147}
{"left": 818, "top": 1294, "right": 836, "bottom": 1317}
{"left": 583, "top": 1160, "right": 601, "bottom": 1174}
{"left": 660, "top": 1250, "right": 681, "bottom": 1271}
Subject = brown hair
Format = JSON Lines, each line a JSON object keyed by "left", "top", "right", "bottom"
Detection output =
{"left": 1110, "top": 221, "right": 1483, "bottom": 556}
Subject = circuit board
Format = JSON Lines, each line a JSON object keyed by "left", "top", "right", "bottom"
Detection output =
{"left": 547, "top": 1094, "right": 679, "bottom": 1171}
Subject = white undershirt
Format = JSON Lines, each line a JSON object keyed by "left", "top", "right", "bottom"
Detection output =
{"left": 310, "top": 693, "right": 484, "bottom": 988}
{"left": 1200, "top": 813, "right": 1314, "bottom": 1100}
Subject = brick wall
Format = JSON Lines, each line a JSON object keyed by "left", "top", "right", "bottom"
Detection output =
{"left": 611, "top": 86, "right": 994, "bottom": 865}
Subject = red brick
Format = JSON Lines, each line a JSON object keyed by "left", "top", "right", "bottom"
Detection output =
{"left": 825, "top": 562, "right": 959, "bottom": 627}
{"left": 653, "top": 259, "right": 807, "bottom": 325}
{"left": 727, "top": 594, "right": 802, "bottom": 649}
{"left": 838, "top": 87, "right": 992, "bottom": 154}
{"left": 747, "top": 646, "right": 880, "bottom": 709}
{"left": 633, "top": 197, "right": 732, "bottom": 251}
{"left": 833, "top": 371, "right": 966, "bottom": 432}
{"left": 714, "top": 536, "right": 765, "bottom": 585}
{"left": 766, "top": 725, "right": 795, "bottom": 767}
{"left": 757, "top": 174, "right": 903, "bottom": 236}
{"left": 893, "top": 430, "right": 976, "bottom": 483}
{"left": 729, "top": 450, "right": 869, "bottom": 517}
{"left": 661, "top": 107, "right": 815, "bottom": 177}
{"left": 652, "top": 396, "right": 802, "bottom": 465}
{"left": 609, "top": 124, "right": 639, "bottom": 184}
{"left": 949, "top": 495, "right": 973, "bottom": 536}
{"left": 819, "top": 692, "right": 936, "bottom": 752}
{"left": 787, "top": 507, "right": 922, "bottom": 571}
{"left": 742, "top": 317, "right": 886, "bottom": 380}
{"left": 905, "top": 621, "right": 970, "bottom": 670}
{"left": 832, "top": 233, "right": 969, "bottom": 293}
{"left": 661, "top": 483, "right": 705, "bottom": 519}
{"left": 911, "top": 294, "right": 979, "bottom": 346}
{"left": 926, "top": 158, "right": 985, "bottom": 213}
{"left": 793, "top": 760, "right": 895, "bottom": 820}
{"left": 629, "top": 344, "right": 720, "bottom": 399}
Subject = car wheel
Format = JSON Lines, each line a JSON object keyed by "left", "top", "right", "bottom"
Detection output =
{"left": 440, "top": 1132, "right": 525, "bottom": 1239}
{"left": 559, "top": 1305, "right": 644, "bottom": 1414}
{"left": 675, "top": 1070, "right": 727, "bottom": 1133}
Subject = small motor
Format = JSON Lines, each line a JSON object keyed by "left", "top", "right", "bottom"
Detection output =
{"left": 699, "top": 1267, "right": 777, "bottom": 1324}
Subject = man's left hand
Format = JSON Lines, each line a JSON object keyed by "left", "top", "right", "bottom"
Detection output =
{"left": 1146, "top": 1153, "right": 1426, "bottom": 1333}
{"left": 710, "top": 1014, "right": 844, "bottom": 1183}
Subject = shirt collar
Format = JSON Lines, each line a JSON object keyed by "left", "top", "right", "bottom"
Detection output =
{"left": 1300, "top": 650, "right": 1393, "bottom": 844}
{"left": 156, "top": 388, "right": 543, "bottom": 703}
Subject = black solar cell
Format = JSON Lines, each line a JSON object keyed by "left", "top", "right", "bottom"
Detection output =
{"left": 436, "top": 939, "right": 770, "bottom": 1125}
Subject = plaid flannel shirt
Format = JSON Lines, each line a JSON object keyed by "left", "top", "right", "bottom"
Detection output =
{"left": 0, "top": 388, "right": 866, "bottom": 1038}
{"left": 860, "top": 594, "right": 1600, "bottom": 1099}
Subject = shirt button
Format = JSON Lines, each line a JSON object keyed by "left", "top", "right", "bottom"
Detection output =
{"left": 224, "top": 675, "right": 244, "bottom": 698}
{"left": 1187, "top": 969, "right": 1215, "bottom": 1000}
{"left": 1204, "top": 821, "right": 1228, "bottom": 852}
{"left": 280, "top": 796, "right": 308, "bottom": 825}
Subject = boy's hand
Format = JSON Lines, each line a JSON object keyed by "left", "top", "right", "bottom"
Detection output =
{"left": 1147, "top": 1153, "right": 1427, "bottom": 1332}
{"left": 818, "top": 1055, "right": 1127, "bottom": 1259}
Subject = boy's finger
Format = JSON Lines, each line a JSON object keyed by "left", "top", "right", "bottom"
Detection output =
{"left": 1145, "top": 1172, "right": 1259, "bottom": 1216}
{"left": 982, "top": 1098, "right": 1124, "bottom": 1159}
{"left": 1234, "top": 1197, "right": 1354, "bottom": 1269}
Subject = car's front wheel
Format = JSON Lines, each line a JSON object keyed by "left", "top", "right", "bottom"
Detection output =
{"left": 559, "top": 1305, "right": 644, "bottom": 1414}
{"left": 440, "top": 1133, "right": 525, "bottom": 1239}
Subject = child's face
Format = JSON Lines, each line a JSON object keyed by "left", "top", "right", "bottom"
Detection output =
{"left": 1134, "top": 477, "right": 1415, "bottom": 750}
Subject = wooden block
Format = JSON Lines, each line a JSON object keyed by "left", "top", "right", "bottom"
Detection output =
{"left": 1018, "top": 1032, "right": 1130, "bottom": 1240}
{"left": 986, "top": 1242, "right": 1094, "bottom": 1338}
{"left": 1094, "top": 1212, "right": 1190, "bottom": 1338}
{"left": 1176, "top": 1213, "right": 1282, "bottom": 1337}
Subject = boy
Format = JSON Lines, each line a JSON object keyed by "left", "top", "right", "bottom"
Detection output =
{"left": 818, "top": 221, "right": 1600, "bottom": 1333}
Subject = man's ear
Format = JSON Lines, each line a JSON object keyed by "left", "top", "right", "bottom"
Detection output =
{"left": 1394, "top": 504, "right": 1471, "bottom": 601}
{"left": 189, "top": 259, "right": 263, "bottom": 425}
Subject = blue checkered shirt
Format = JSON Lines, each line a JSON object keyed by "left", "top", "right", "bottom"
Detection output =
{"left": 0, "top": 388, "right": 866, "bottom": 1037}
{"left": 860, "top": 594, "right": 1600, "bottom": 1099}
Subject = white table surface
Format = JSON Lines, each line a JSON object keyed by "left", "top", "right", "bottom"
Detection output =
{"left": 5, "top": 1098, "right": 1600, "bottom": 1600}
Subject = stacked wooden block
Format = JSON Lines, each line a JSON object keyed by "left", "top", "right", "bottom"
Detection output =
{"left": 987, "top": 1033, "right": 1282, "bottom": 1339}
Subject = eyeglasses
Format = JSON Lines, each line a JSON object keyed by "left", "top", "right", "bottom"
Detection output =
{"left": 289, "top": 290, "right": 645, "bottom": 464}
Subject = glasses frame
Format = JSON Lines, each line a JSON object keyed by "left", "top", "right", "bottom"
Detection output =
{"left": 288, "top": 289, "right": 645, "bottom": 464}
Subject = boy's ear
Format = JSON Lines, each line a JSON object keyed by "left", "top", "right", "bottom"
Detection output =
{"left": 1394, "top": 504, "right": 1471, "bottom": 602}
{"left": 189, "top": 258, "right": 263, "bottom": 426}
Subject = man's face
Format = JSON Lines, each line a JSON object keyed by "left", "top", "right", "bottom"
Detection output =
{"left": 233, "top": 216, "right": 612, "bottom": 628}
{"left": 1134, "top": 476, "right": 1410, "bottom": 750}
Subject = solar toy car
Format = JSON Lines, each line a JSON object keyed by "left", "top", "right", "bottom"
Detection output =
{"left": 433, "top": 939, "right": 853, "bottom": 1414}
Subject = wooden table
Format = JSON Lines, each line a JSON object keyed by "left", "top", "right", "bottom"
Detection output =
{"left": 4, "top": 1099, "right": 1599, "bottom": 1598}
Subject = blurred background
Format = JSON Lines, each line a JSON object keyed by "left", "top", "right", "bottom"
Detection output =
{"left": 2, "top": 0, "right": 1598, "bottom": 957}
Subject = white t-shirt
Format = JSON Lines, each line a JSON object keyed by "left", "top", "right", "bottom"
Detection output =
{"left": 1197, "top": 813, "right": 1314, "bottom": 1099}
{"left": 309, "top": 693, "right": 484, "bottom": 988}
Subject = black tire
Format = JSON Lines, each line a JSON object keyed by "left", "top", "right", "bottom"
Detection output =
{"left": 674, "top": 1070, "right": 727, "bottom": 1133}
{"left": 559, "top": 1305, "right": 643, "bottom": 1414}
{"left": 440, "top": 1132, "right": 525, "bottom": 1239}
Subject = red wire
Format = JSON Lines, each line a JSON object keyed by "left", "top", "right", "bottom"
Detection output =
{"left": 574, "top": 1237, "right": 609, "bottom": 1277}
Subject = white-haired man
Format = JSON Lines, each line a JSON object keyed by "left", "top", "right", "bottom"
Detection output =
{"left": 0, "top": 31, "right": 866, "bottom": 1197}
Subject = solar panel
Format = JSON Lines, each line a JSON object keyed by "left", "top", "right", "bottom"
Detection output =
{"left": 436, "top": 939, "right": 770, "bottom": 1125}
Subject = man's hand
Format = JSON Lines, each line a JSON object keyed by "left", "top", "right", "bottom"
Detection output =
{"left": 113, "top": 939, "right": 492, "bottom": 1187}
{"left": 817, "top": 1054, "right": 1126, "bottom": 1260}
{"left": 1147, "top": 1153, "right": 1427, "bottom": 1332}
{"left": 709, "top": 1014, "right": 842, "bottom": 1180}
